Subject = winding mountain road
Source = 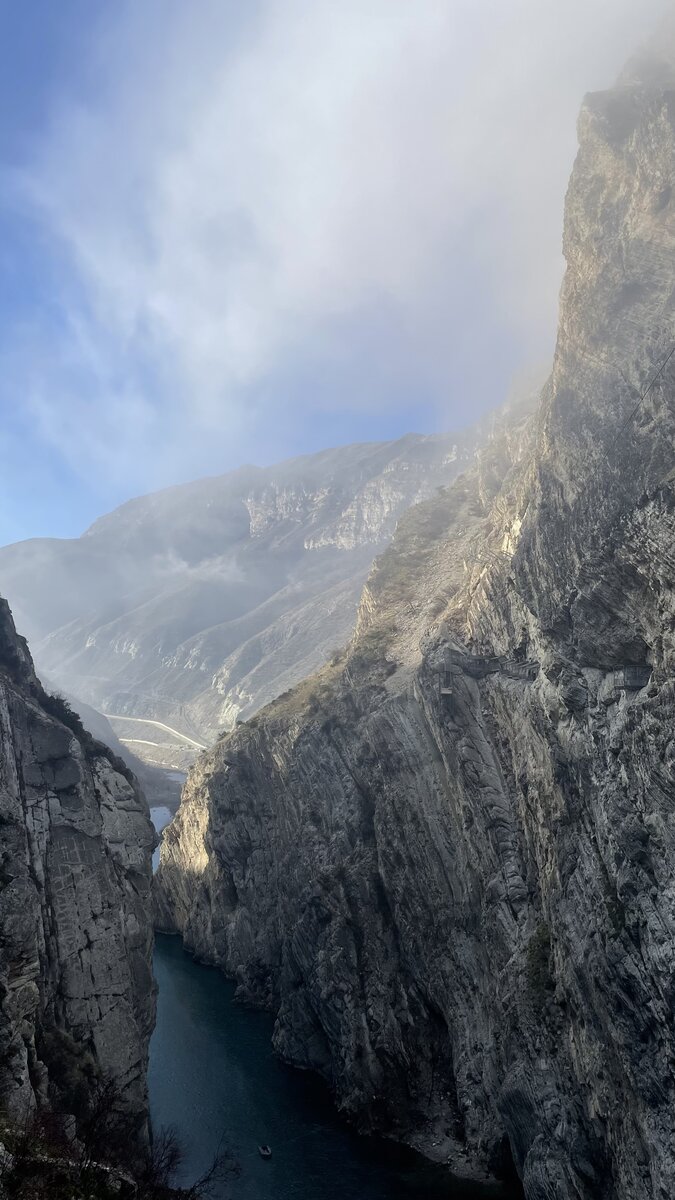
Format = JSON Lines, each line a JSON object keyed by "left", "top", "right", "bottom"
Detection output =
{"left": 103, "top": 713, "right": 207, "bottom": 750}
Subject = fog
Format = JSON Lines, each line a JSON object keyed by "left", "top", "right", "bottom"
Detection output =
{"left": 2, "top": 0, "right": 671, "bottom": 534}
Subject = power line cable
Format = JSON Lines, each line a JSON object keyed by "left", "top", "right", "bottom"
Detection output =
{"left": 613, "top": 343, "right": 675, "bottom": 441}
{"left": 578, "top": 346, "right": 642, "bottom": 400}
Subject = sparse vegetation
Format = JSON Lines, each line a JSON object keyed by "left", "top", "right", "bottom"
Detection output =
{"left": 266, "top": 668, "right": 338, "bottom": 720}
{"left": 29, "top": 685, "right": 136, "bottom": 785}
{"left": 348, "top": 621, "right": 397, "bottom": 672}
{"left": 0, "top": 624, "right": 133, "bottom": 783}
{"left": 370, "top": 543, "right": 431, "bottom": 604}
{"left": 37, "top": 691, "right": 90, "bottom": 742}
{"left": 428, "top": 593, "right": 449, "bottom": 619}
{"left": 369, "top": 477, "right": 478, "bottom": 608}
{"left": 251, "top": 618, "right": 398, "bottom": 726}
{"left": 0, "top": 638, "right": 25, "bottom": 682}
{"left": 38, "top": 1026, "right": 100, "bottom": 1120}
{"left": 0, "top": 1085, "right": 239, "bottom": 1199}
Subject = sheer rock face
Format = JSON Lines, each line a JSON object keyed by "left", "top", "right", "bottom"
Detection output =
{"left": 156, "top": 55, "right": 675, "bottom": 1200}
{"left": 0, "top": 599, "right": 155, "bottom": 1124}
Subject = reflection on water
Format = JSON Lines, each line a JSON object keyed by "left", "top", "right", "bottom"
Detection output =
{"left": 149, "top": 935, "right": 520, "bottom": 1200}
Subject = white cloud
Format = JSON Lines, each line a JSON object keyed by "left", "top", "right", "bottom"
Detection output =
{"left": 9, "top": 0, "right": 670, "bottom": 492}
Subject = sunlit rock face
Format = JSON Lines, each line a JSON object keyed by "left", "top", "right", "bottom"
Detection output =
{"left": 0, "top": 598, "right": 155, "bottom": 1126}
{"left": 156, "top": 43, "right": 675, "bottom": 1200}
{"left": 0, "top": 434, "right": 486, "bottom": 765}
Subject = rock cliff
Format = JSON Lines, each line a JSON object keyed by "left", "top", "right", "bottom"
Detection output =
{"left": 156, "top": 39, "right": 675, "bottom": 1200}
{"left": 0, "top": 433, "right": 487, "bottom": 767}
{"left": 0, "top": 598, "right": 155, "bottom": 1128}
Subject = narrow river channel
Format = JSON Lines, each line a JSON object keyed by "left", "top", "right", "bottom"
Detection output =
{"left": 149, "top": 811, "right": 520, "bottom": 1200}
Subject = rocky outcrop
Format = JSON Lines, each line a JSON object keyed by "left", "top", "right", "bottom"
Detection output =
{"left": 0, "top": 433, "right": 489, "bottom": 766}
{"left": 156, "top": 39, "right": 675, "bottom": 1200}
{"left": 0, "top": 598, "right": 155, "bottom": 1128}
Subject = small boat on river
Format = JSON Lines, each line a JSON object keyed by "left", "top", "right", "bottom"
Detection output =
{"left": 258, "top": 1144, "right": 272, "bottom": 1160}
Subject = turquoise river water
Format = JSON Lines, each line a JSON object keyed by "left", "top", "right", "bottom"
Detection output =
{"left": 148, "top": 934, "right": 521, "bottom": 1200}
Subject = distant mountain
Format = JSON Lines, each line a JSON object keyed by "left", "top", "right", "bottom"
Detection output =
{"left": 0, "top": 432, "right": 487, "bottom": 762}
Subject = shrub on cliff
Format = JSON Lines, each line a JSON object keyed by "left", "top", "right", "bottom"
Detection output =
{"left": 29, "top": 686, "right": 136, "bottom": 785}
{"left": 348, "top": 621, "right": 397, "bottom": 672}
{"left": 0, "top": 639, "right": 25, "bottom": 683}
{"left": 0, "top": 1107, "right": 239, "bottom": 1199}
{"left": 38, "top": 1026, "right": 100, "bottom": 1119}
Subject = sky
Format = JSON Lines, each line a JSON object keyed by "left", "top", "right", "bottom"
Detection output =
{"left": 0, "top": 0, "right": 669, "bottom": 544}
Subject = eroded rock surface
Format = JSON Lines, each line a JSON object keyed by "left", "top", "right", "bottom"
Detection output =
{"left": 0, "top": 598, "right": 155, "bottom": 1126}
{"left": 157, "top": 39, "right": 675, "bottom": 1200}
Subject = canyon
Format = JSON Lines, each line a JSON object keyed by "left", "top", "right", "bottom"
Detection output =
{"left": 2, "top": 18, "right": 675, "bottom": 1200}
{"left": 155, "top": 34, "right": 675, "bottom": 1200}
{"left": 0, "top": 433, "right": 490, "bottom": 769}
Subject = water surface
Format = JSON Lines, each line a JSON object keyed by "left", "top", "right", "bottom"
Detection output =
{"left": 149, "top": 934, "right": 519, "bottom": 1200}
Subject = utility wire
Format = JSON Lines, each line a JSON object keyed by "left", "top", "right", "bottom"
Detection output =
{"left": 579, "top": 346, "right": 642, "bottom": 400}
{"left": 613, "top": 342, "right": 675, "bottom": 441}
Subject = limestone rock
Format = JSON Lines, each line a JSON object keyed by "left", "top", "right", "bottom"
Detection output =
{"left": 156, "top": 43, "right": 675, "bottom": 1200}
{"left": 0, "top": 598, "right": 155, "bottom": 1127}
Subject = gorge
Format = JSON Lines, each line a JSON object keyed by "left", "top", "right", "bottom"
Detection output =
{"left": 0, "top": 432, "right": 490, "bottom": 768}
{"left": 154, "top": 32, "right": 675, "bottom": 1200}
{"left": 2, "top": 17, "right": 675, "bottom": 1200}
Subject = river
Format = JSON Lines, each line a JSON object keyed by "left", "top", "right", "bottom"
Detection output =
{"left": 149, "top": 813, "right": 520, "bottom": 1200}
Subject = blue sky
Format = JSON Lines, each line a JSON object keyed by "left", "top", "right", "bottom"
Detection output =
{"left": 0, "top": 0, "right": 666, "bottom": 545}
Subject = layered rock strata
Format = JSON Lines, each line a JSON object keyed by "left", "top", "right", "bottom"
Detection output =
{"left": 0, "top": 598, "right": 155, "bottom": 1126}
{"left": 157, "top": 40, "right": 675, "bottom": 1200}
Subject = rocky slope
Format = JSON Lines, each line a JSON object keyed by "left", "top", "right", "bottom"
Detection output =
{"left": 0, "top": 598, "right": 155, "bottom": 1129}
{"left": 0, "top": 434, "right": 486, "bottom": 766}
{"left": 156, "top": 36, "right": 675, "bottom": 1200}
{"left": 39, "top": 681, "right": 186, "bottom": 811}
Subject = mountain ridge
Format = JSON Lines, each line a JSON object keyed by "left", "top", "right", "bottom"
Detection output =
{"left": 0, "top": 427, "right": 499, "bottom": 761}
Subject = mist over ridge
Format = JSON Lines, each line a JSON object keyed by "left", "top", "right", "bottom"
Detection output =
{"left": 2, "top": 6, "right": 675, "bottom": 1200}
{"left": 0, "top": 0, "right": 669, "bottom": 544}
{"left": 0, "top": 427, "right": 498, "bottom": 759}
